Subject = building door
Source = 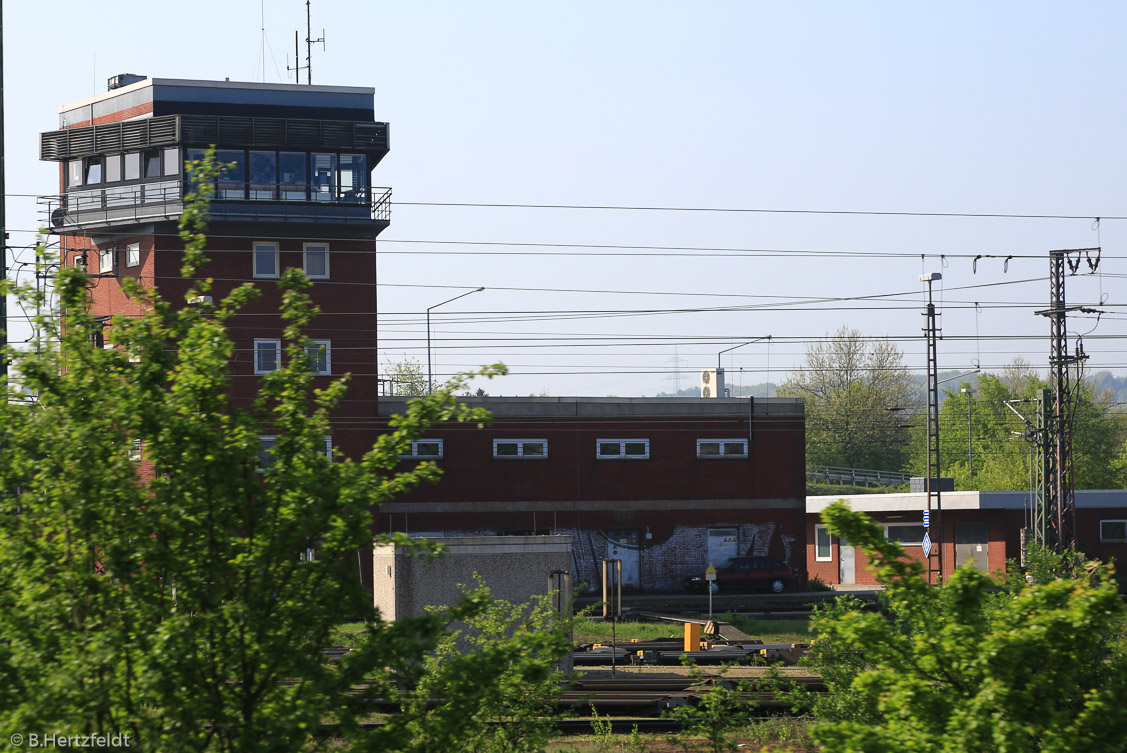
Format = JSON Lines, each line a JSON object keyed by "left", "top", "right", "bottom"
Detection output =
{"left": 607, "top": 530, "right": 640, "bottom": 588}
{"left": 955, "top": 522, "right": 989, "bottom": 572}
{"left": 839, "top": 540, "right": 856, "bottom": 585}
{"left": 707, "top": 528, "right": 739, "bottom": 567}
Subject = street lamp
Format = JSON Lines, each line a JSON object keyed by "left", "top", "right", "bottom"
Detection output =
{"left": 427, "top": 287, "right": 484, "bottom": 394}
{"left": 716, "top": 336, "right": 771, "bottom": 397}
{"left": 961, "top": 387, "right": 975, "bottom": 477}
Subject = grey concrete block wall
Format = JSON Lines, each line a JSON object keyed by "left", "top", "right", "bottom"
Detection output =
{"left": 372, "top": 535, "right": 572, "bottom": 621}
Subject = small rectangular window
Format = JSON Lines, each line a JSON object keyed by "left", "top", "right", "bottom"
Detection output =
{"left": 85, "top": 157, "right": 103, "bottom": 185}
{"left": 401, "top": 439, "right": 444, "bottom": 460}
{"left": 815, "top": 525, "right": 832, "bottom": 561}
{"left": 257, "top": 436, "right": 277, "bottom": 472}
{"left": 886, "top": 524, "right": 927, "bottom": 545}
{"left": 312, "top": 153, "right": 337, "bottom": 201}
{"left": 696, "top": 439, "right": 748, "bottom": 459}
{"left": 303, "top": 243, "right": 329, "bottom": 279}
{"left": 163, "top": 147, "right": 180, "bottom": 176}
{"left": 249, "top": 151, "right": 277, "bottom": 199}
{"left": 324, "top": 436, "right": 333, "bottom": 460}
{"left": 217, "top": 150, "right": 246, "bottom": 199}
{"left": 144, "top": 150, "right": 162, "bottom": 179}
{"left": 124, "top": 152, "right": 141, "bottom": 181}
{"left": 125, "top": 243, "right": 140, "bottom": 268}
{"left": 253, "top": 241, "right": 279, "bottom": 278}
{"left": 68, "top": 159, "right": 83, "bottom": 187}
{"left": 1100, "top": 520, "right": 1127, "bottom": 543}
{"left": 338, "top": 153, "right": 367, "bottom": 201}
{"left": 106, "top": 155, "right": 122, "bottom": 183}
{"left": 129, "top": 439, "right": 143, "bottom": 462}
{"left": 98, "top": 247, "right": 114, "bottom": 275}
{"left": 254, "top": 339, "right": 281, "bottom": 374}
{"left": 493, "top": 439, "right": 549, "bottom": 459}
{"left": 279, "top": 152, "right": 307, "bottom": 200}
{"left": 597, "top": 439, "right": 650, "bottom": 460}
{"left": 306, "top": 340, "right": 331, "bottom": 375}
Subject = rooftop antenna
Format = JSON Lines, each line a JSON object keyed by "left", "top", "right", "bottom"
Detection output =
{"left": 304, "top": 0, "right": 325, "bottom": 84}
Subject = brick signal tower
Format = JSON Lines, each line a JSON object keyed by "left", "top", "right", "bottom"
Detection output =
{"left": 39, "top": 75, "right": 390, "bottom": 469}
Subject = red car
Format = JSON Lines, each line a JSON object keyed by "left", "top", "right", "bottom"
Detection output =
{"left": 684, "top": 556, "right": 796, "bottom": 594}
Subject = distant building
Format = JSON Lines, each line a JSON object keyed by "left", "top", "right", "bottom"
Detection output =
{"left": 807, "top": 489, "right": 1127, "bottom": 585}
{"left": 378, "top": 396, "right": 807, "bottom": 591}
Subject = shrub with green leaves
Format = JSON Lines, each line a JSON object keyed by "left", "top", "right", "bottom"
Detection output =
{"left": 0, "top": 152, "right": 527, "bottom": 752}
{"left": 808, "top": 501, "right": 1127, "bottom": 753}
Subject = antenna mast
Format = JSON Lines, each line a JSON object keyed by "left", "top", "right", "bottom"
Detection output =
{"left": 305, "top": 0, "right": 325, "bottom": 85}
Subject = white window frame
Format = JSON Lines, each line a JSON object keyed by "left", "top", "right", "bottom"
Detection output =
{"left": 696, "top": 438, "right": 749, "bottom": 459}
{"left": 99, "top": 247, "right": 114, "bottom": 275}
{"left": 303, "top": 242, "right": 330, "bottom": 279}
{"left": 596, "top": 439, "right": 650, "bottom": 460}
{"left": 401, "top": 439, "right": 445, "bottom": 460}
{"left": 254, "top": 338, "right": 281, "bottom": 374}
{"left": 125, "top": 242, "right": 141, "bottom": 268}
{"left": 253, "top": 241, "right": 279, "bottom": 279}
{"left": 815, "top": 524, "right": 833, "bottom": 561}
{"left": 1100, "top": 519, "right": 1127, "bottom": 543}
{"left": 306, "top": 340, "right": 331, "bottom": 375}
{"left": 323, "top": 436, "right": 333, "bottom": 460}
{"left": 257, "top": 435, "right": 277, "bottom": 473}
{"left": 493, "top": 439, "right": 549, "bottom": 459}
{"left": 885, "top": 523, "right": 927, "bottom": 546}
{"left": 129, "top": 439, "right": 143, "bottom": 462}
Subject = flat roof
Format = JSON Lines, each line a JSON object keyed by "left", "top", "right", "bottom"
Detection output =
{"left": 377, "top": 395, "right": 804, "bottom": 418}
{"left": 59, "top": 77, "right": 374, "bottom": 113}
{"left": 807, "top": 489, "right": 1127, "bottom": 513}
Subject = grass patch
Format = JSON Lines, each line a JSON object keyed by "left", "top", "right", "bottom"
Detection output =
{"left": 328, "top": 621, "right": 367, "bottom": 648}
{"left": 572, "top": 617, "right": 681, "bottom": 643}
{"left": 572, "top": 615, "right": 811, "bottom": 645}
{"left": 727, "top": 616, "right": 812, "bottom": 644}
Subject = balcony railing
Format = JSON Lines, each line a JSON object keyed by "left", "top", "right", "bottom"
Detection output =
{"left": 39, "top": 183, "right": 392, "bottom": 230}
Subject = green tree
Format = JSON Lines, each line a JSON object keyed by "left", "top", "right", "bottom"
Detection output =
{"left": 384, "top": 355, "right": 428, "bottom": 395}
{"left": 779, "top": 326, "right": 919, "bottom": 471}
{"left": 913, "top": 366, "right": 1127, "bottom": 491}
{"left": 0, "top": 153, "right": 559, "bottom": 752}
{"left": 808, "top": 501, "right": 1127, "bottom": 753}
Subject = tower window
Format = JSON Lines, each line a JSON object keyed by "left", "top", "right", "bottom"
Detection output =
{"left": 85, "top": 157, "right": 103, "bottom": 185}
{"left": 106, "top": 155, "right": 122, "bottom": 183}
{"left": 144, "top": 150, "right": 162, "bottom": 179}
{"left": 163, "top": 147, "right": 180, "bottom": 176}
{"left": 68, "top": 159, "right": 83, "bottom": 187}
{"left": 306, "top": 340, "right": 331, "bottom": 375}
{"left": 253, "top": 241, "right": 279, "bottom": 278}
{"left": 254, "top": 339, "right": 281, "bottom": 374}
{"left": 303, "top": 243, "right": 329, "bottom": 279}
{"left": 124, "top": 152, "right": 141, "bottom": 181}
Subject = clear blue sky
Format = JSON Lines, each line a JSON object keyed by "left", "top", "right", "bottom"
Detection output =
{"left": 7, "top": 1, "right": 1126, "bottom": 396}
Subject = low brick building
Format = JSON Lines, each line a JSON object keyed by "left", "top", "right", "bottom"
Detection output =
{"left": 376, "top": 396, "right": 806, "bottom": 592}
{"left": 807, "top": 489, "right": 1127, "bottom": 585}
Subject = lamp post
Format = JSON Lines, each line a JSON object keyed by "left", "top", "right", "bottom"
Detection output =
{"left": 716, "top": 336, "right": 771, "bottom": 397}
{"left": 427, "top": 287, "right": 484, "bottom": 394}
{"left": 961, "top": 387, "right": 975, "bottom": 478}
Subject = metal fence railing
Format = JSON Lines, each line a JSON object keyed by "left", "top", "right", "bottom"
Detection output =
{"left": 39, "top": 184, "right": 392, "bottom": 230}
{"left": 806, "top": 464, "right": 911, "bottom": 487}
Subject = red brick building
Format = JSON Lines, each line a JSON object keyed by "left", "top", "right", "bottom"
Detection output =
{"left": 39, "top": 76, "right": 389, "bottom": 464}
{"left": 807, "top": 489, "right": 1127, "bottom": 585}
{"left": 378, "top": 396, "right": 807, "bottom": 591}
{"left": 40, "top": 76, "right": 810, "bottom": 595}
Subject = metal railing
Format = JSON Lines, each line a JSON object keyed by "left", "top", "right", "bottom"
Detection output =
{"left": 806, "top": 465, "right": 911, "bottom": 488}
{"left": 39, "top": 183, "right": 391, "bottom": 229}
